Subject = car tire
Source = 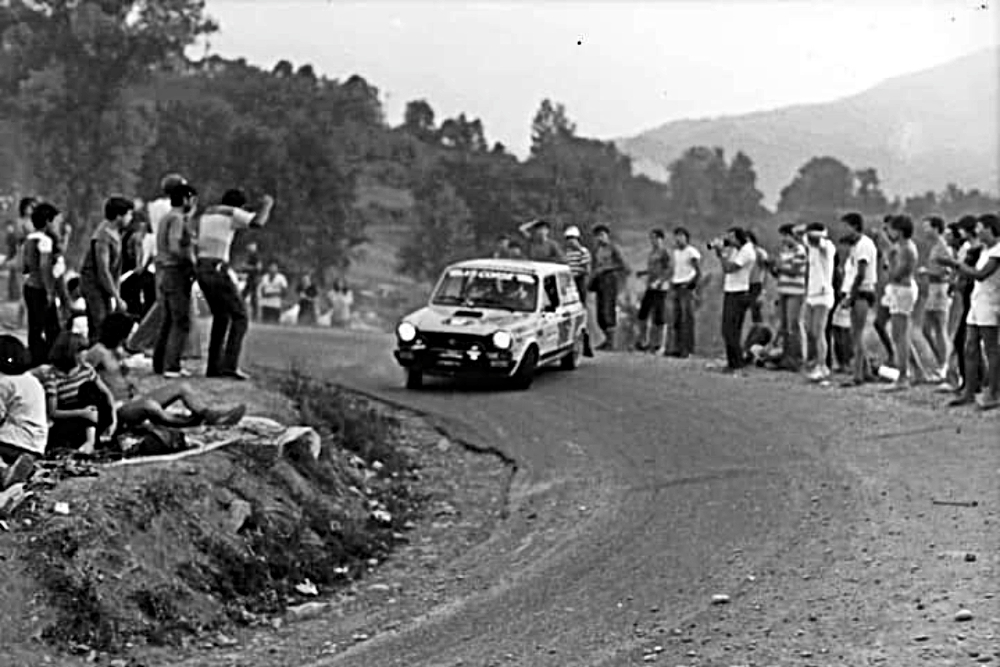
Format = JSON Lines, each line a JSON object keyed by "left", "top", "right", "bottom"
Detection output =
{"left": 560, "top": 332, "right": 585, "bottom": 370}
{"left": 405, "top": 369, "right": 423, "bottom": 390}
{"left": 511, "top": 346, "right": 538, "bottom": 390}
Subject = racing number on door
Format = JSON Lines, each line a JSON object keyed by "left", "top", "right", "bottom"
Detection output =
{"left": 557, "top": 317, "right": 572, "bottom": 347}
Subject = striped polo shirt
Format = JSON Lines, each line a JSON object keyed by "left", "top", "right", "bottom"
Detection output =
{"left": 564, "top": 246, "right": 592, "bottom": 277}
{"left": 32, "top": 362, "right": 99, "bottom": 411}
{"left": 775, "top": 243, "right": 807, "bottom": 295}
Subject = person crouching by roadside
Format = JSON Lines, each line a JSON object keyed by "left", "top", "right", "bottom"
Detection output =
{"left": 634, "top": 228, "right": 672, "bottom": 353}
{"left": 713, "top": 226, "right": 756, "bottom": 372}
{"left": 589, "top": 224, "right": 628, "bottom": 351}
{"left": 802, "top": 223, "right": 837, "bottom": 382}
{"left": 0, "top": 335, "right": 47, "bottom": 490}
{"left": 32, "top": 332, "right": 117, "bottom": 455}
{"left": 770, "top": 224, "right": 807, "bottom": 371}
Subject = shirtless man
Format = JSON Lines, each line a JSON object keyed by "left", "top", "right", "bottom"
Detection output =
{"left": 881, "top": 215, "right": 919, "bottom": 390}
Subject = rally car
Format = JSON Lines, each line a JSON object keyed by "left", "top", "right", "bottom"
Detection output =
{"left": 393, "top": 258, "right": 589, "bottom": 390}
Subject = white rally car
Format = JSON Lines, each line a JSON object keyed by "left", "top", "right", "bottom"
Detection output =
{"left": 393, "top": 258, "right": 589, "bottom": 390}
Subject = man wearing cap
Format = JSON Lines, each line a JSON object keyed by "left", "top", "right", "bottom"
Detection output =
{"left": 519, "top": 219, "right": 564, "bottom": 263}
{"left": 590, "top": 224, "right": 628, "bottom": 350}
{"left": 563, "top": 226, "right": 594, "bottom": 356}
{"left": 802, "top": 222, "right": 837, "bottom": 382}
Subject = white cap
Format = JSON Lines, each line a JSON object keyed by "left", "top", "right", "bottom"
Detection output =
{"left": 564, "top": 225, "right": 581, "bottom": 238}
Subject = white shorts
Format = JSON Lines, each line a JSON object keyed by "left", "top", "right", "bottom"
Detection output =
{"left": 924, "top": 282, "right": 951, "bottom": 313}
{"left": 884, "top": 282, "right": 917, "bottom": 316}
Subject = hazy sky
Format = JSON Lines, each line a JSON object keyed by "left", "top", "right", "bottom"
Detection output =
{"left": 198, "top": 1, "right": 997, "bottom": 156}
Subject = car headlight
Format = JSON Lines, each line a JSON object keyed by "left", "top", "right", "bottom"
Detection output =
{"left": 397, "top": 321, "right": 417, "bottom": 343}
{"left": 491, "top": 330, "right": 513, "bottom": 350}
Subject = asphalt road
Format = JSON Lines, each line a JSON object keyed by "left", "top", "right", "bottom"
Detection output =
{"left": 242, "top": 324, "right": 993, "bottom": 666}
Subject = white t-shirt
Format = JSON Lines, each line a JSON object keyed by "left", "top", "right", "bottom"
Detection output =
{"left": 258, "top": 273, "right": 288, "bottom": 309}
{"left": 0, "top": 372, "right": 49, "bottom": 456}
{"left": 723, "top": 242, "right": 756, "bottom": 293}
{"left": 843, "top": 234, "right": 878, "bottom": 294}
{"left": 671, "top": 245, "right": 701, "bottom": 285}
{"left": 967, "top": 243, "right": 1000, "bottom": 326}
{"left": 141, "top": 197, "right": 172, "bottom": 264}
{"left": 805, "top": 238, "right": 836, "bottom": 306}
{"left": 197, "top": 208, "right": 254, "bottom": 263}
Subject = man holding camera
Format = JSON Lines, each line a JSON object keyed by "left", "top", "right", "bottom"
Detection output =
{"left": 802, "top": 223, "right": 837, "bottom": 382}
{"left": 712, "top": 227, "right": 756, "bottom": 372}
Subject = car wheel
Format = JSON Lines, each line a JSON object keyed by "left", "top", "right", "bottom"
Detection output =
{"left": 405, "top": 369, "right": 423, "bottom": 390}
{"left": 511, "top": 345, "right": 538, "bottom": 390}
{"left": 560, "top": 332, "right": 585, "bottom": 370}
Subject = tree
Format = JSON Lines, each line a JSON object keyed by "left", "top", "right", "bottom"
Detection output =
{"left": 530, "top": 99, "right": 576, "bottom": 157}
{"left": 853, "top": 167, "right": 888, "bottom": 213}
{"left": 1, "top": 0, "right": 217, "bottom": 260}
{"left": 725, "top": 151, "right": 766, "bottom": 219}
{"left": 398, "top": 181, "right": 475, "bottom": 282}
{"left": 401, "top": 99, "right": 436, "bottom": 143}
{"left": 666, "top": 146, "right": 731, "bottom": 227}
{"left": 777, "top": 156, "right": 855, "bottom": 214}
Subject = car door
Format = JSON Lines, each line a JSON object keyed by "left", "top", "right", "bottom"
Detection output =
{"left": 539, "top": 274, "right": 563, "bottom": 355}
{"left": 555, "top": 270, "right": 581, "bottom": 349}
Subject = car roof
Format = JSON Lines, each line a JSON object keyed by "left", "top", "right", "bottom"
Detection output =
{"left": 447, "top": 258, "right": 569, "bottom": 276}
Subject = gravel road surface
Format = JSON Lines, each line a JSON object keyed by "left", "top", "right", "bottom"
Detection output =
{"left": 243, "top": 325, "right": 998, "bottom": 667}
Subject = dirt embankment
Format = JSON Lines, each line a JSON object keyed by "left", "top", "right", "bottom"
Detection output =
{"left": 0, "top": 369, "right": 513, "bottom": 667}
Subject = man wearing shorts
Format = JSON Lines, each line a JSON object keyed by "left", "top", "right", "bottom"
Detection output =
{"left": 802, "top": 223, "right": 836, "bottom": 382}
{"left": 838, "top": 212, "right": 878, "bottom": 386}
{"left": 881, "top": 215, "right": 919, "bottom": 390}
{"left": 634, "top": 229, "right": 672, "bottom": 353}
{"left": 918, "top": 216, "right": 953, "bottom": 378}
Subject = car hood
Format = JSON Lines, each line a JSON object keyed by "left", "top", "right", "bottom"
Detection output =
{"left": 404, "top": 306, "right": 535, "bottom": 334}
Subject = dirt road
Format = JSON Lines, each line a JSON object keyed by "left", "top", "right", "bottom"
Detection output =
{"left": 243, "top": 325, "right": 998, "bottom": 666}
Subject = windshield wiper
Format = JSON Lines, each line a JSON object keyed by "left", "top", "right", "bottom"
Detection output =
{"left": 432, "top": 296, "right": 463, "bottom": 305}
{"left": 468, "top": 298, "right": 518, "bottom": 311}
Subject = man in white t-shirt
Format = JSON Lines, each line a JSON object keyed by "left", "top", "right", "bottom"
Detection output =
{"left": 802, "top": 223, "right": 836, "bottom": 382}
{"left": 668, "top": 227, "right": 701, "bottom": 357}
{"left": 196, "top": 189, "right": 274, "bottom": 380}
{"left": 936, "top": 213, "right": 1000, "bottom": 410}
{"left": 838, "top": 212, "right": 879, "bottom": 386}
{"left": 258, "top": 262, "right": 288, "bottom": 324}
{"left": 713, "top": 226, "right": 756, "bottom": 371}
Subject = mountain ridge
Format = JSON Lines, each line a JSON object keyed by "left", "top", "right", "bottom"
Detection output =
{"left": 617, "top": 47, "right": 1000, "bottom": 207}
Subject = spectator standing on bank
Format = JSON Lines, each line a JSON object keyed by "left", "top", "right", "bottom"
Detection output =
{"left": 196, "top": 189, "right": 274, "bottom": 381}
{"left": 521, "top": 219, "right": 564, "bottom": 262}
{"left": 668, "top": 227, "right": 701, "bottom": 358}
{"left": 297, "top": 273, "right": 319, "bottom": 326}
{"left": 22, "top": 203, "right": 63, "bottom": 366}
{"left": 6, "top": 198, "right": 38, "bottom": 326}
{"left": 714, "top": 227, "right": 756, "bottom": 372}
{"left": 802, "top": 223, "right": 837, "bottom": 382}
{"left": 589, "top": 224, "right": 628, "bottom": 351}
{"left": 746, "top": 231, "right": 769, "bottom": 325}
{"left": 838, "top": 212, "right": 879, "bottom": 386}
{"left": 79, "top": 197, "right": 133, "bottom": 345}
{"left": 634, "top": 228, "right": 672, "bottom": 353}
{"left": 240, "top": 241, "right": 263, "bottom": 321}
{"left": 563, "top": 226, "right": 594, "bottom": 357}
{"left": 918, "top": 215, "right": 954, "bottom": 378}
{"left": 881, "top": 215, "right": 919, "bottom": 391}
{"left": 770, "top": 224, "right": 807, "bottom": 370}
{"left": 152, "top": 183, "right": 198, "bottom": 379}
{"left": 936, "top": 213, "right": 1000, "bottom": 410}
{"left": 258, "top": 262, "right": 288, "bottom": 324}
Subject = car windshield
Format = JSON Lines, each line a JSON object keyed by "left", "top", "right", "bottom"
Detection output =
{"left": 431, "top": 268, "right": 538, "bottom": 312}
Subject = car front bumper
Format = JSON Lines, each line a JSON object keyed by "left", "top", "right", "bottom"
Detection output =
{"left": 394, "top": 347, "right": 517, "bottom": 377}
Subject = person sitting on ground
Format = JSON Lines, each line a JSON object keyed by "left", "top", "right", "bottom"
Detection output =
{"left": 32, "top": 331, "right": 117, "bottom": 455}
{"left": 84, "top": 313, "right": 247, "bottom": 430}
{"left": 0, "top": 335, "right": 47, "bottom": 489}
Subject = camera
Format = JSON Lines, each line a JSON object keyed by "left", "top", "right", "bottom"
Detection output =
{"left": 706, "top": 236, "right": 730, "bottom": 251}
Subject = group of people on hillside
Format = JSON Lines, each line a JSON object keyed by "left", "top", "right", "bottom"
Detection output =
{"left": 0, "top": 173, "right": 286, "bottom": 491}
{"left": 493, "top": 211, "right": 1000, "bottom": 411}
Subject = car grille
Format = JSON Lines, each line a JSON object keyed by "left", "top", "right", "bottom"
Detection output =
{"left": 420, "top": 332, "right": 488, "bottom": 350}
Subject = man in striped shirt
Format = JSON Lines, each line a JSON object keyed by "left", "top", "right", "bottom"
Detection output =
{"left": 563, "top": 226, "right": 593, "bottom": 356}
{"left": 770, "top": 223, "right": 808, "bottom": 371}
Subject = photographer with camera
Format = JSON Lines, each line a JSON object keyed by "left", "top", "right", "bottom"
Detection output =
{"left": 710, "top": 227, "right": 757, "bottom": 372}
{"left": 802, "top": 223, "right": 837, "bottom": 382}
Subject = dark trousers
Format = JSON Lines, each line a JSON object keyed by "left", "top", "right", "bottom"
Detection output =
{"left": 778, "top": 294, "right": 804, "bottom": 369}
{"left": 962, "top": 325, "right": 999, "bottom": 400}
{"left": 670, "top": 285, "right": 696, "bottom": 356}
{"left": 593, "top": 272, "right": 619, "bottom": 331}
{"left": 121, "top": 270, "right": 156, "bottom": 319}
{"left": 748, "top": 282, "right": 764, "bottom": 324}
{"left": 23, "top": 284, "right": 60, "bottom": 366}
{"left": 573, "top": 274, "right": 588, "bottom": 307}
{"left": 722, "top": 291, "right": 751, "bottom": 369}
{"left": 243, "top": 279, "right": 260, "bottom": 321}
{"left": 197, "top": 259, "right": 248, "bottom": 375}
{"left": 80, "top": 280, "right": 111, "bottom": 346}
{"left": 153, "top": 266, "right": 193, "bottom": 374}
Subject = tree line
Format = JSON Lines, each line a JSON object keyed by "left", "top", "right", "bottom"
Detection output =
{"left": 0, "top": 1, "right": 995, "bottom": 285}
